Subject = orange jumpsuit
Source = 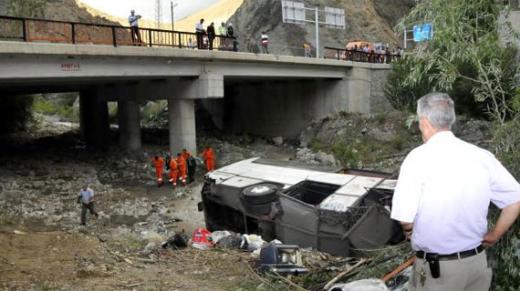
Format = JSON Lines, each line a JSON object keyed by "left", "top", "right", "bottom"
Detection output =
{"left": 182, "top": 151, "right": 192, "bottom": 160}
{"left": 151, "top": 157, "right": 165, "bottom": 185}
{"left": 168, "top": 158, "right": 179, "bottom": 186}
{"left": 202, "top": 148, "right": 216, "bottom": 172}
{"left": 176, "top": 155, "right": 187, "bottom": 185}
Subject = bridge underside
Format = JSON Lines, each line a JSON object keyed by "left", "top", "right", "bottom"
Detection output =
{"left": 0, "top": 42, "right": 392, "bottom": 153}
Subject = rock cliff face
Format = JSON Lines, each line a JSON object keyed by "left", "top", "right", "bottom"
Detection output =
{"left": 43, "top": 0, "right": 114, "bottom": 24}
{"left": 0, "top": 0, "right": 8, "bottom": 15}
{"left": 228, "top": 0, "right": 415, "bottom": 56}
{"left": 1, "top": 0, "right": 114, "bottom": 24}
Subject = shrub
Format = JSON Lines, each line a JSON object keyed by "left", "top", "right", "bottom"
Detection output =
{"left": 33, "top": 96, "right": 75, "bottom": 121}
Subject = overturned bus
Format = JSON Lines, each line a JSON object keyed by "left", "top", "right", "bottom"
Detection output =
{"left": 198, "top": 158, "right": 404, "bottom": 256}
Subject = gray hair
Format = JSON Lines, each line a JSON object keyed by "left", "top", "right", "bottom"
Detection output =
{"left": 416, "top": 92, "right": 456, "bottom": 129}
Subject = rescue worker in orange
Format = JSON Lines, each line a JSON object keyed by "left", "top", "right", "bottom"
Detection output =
{"left": 151, "top": 155, "right": 165, "bottom": 186}
{"left": 201, "top": 146, "right": 216, "bottom": 172}
{"left": 182, "top": 148, "right": 197, "bottom": 184}
{"left": 176, "top": 153, "right": 187, "bottom": 186}
{"left": 168, "top": 155, "right": 179, "bottom": 187}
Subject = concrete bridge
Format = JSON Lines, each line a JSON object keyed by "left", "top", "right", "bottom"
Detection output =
{"left": 0, "top": 41, "right": 392, "bottom": 153}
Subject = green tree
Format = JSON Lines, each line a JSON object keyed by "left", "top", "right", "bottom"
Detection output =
{"left": 386, "top": 0, "right": 518, "bottom": 123}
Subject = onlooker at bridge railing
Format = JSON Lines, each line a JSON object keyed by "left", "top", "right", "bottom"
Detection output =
{"left": 207, "top": 22, "right": 215, "bottom": 50}
{"left": 195, "top": 18, "right": 205, "bottom": 49}
{"left": 219, "top": 22, "right": 227, "bottom": 36}
{"left": 260, "top": 32, "right": 269, "bottom": 54}
{"left": 325, "top": 47, "right": 402, "bottom": 63}
{"left": 128, "top": 10, "right": 142, "bottom": 45}
{"left": 226, "top": 23, "right": 234, "bottom": 38}
{"left": 304, "top": 42, "right": 312, "bottom": 57}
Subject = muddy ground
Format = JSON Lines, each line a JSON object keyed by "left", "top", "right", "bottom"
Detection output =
{"left": 0, "top": 111, "right": 502, "bottom": 290}
{"left": 0, "top": 118, "right": 302, "bottom": 291}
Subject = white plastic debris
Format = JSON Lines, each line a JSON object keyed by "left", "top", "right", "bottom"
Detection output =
{"left": 328, "top": 279, "right": 389, "bottom": 291}
{"left": 211, "top": 230, "right": 232, "bottom": 244}
{"left": 240, "top": 234, "right": 267, "bottom": 252}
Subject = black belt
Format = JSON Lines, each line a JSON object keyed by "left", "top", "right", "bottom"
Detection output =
{"left": 416, "top": 245, "right": 484, "bottom": 261}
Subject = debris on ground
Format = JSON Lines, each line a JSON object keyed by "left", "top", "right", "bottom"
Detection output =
{"left": 191, "top": 227, "right": 214, "bottom": 250}
{"left": 216, "top": 232, "right": 243, "bottom": 249}
{"left": 0, "top": 113, "right": 497, "bottom": 290}
{"left": 328, "top": 278, "right": 389, "bottom": 291}
{"left": 240, "top": 234, "right": 267, "bottom": 252}
{"left": 162, "top": 231, "right": 190, "bottom": 249}
{"left": 259, "top": 243, "right": 308, "bottom": 274}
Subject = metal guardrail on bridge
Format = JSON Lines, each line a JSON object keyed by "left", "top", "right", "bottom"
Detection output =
{"left": 324, "top": 47, "right": 401, "bottom": 64}
{"left": 0, "top": 15, "right": 401, "bottom": 64}
{"left": 0, "top": 15, "right": 236, "bottom": 50}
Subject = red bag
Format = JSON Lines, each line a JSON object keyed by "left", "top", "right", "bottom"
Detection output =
{"left": 191, "top": 228, "right": 213, "bottom": 249}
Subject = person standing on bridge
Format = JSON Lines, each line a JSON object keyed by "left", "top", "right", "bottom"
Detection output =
{"left": 260, "top": 32, "right": 269, "bottom": 54}
{"left": 218, "top": 22, "right": 228, "bottom": 49}
{"left": 303, "top": 42, "right": 311, "bottom": 57}
{"left": 207, "top": 22, "right": 216, "bottom": 50}
{"left": 219, "top": 22, "right": 227, "bottom": 36}
{"left": 195, "top": 18, "right": 205, "bottom": 49}
{"left": 128, "top": 10, "right": 142, "bottom": 45}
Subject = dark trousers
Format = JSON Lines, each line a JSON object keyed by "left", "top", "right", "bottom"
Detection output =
{"left": 262, "top": 44, "right": 269, "bottom": 54}
{"left": 187, "top": 165, "right": 196, "bottom": 183}
{"left": 208, "top": 36, "right": 215, "bottom": 50}
{"left": 131, "top": 26, "right": 142, "bottom": 44}
{"left": 81, "top": 203, "right": 98, "bottom": 225}
{"left": 196, "top": 32, "right": 204, "bottom": 49}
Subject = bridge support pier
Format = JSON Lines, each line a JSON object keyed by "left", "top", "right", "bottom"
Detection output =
{"left": 118, "top": 98, "right": 142, "bottom": 152}
{"left": 168, "top": 98, "right": 196, "bottom": 155}
{"left": 80, "top": 89, "right": 109, "bottom": 149}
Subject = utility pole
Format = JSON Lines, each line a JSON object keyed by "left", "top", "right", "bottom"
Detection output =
{"left": 156, "top": 0, "right": 162, "bottom": 29}
{"left": 281, "top": 1, "right": 344, "bottom": 58}
{"left": 171, "top": 1, "right": 178, "bottom": 31}
{"left": 314, "top": 7, "right": 319, "bottom": 59}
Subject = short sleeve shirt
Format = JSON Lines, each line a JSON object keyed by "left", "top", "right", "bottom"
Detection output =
{"left": 391, "top": 131, "right": 520, "bottom": 254}
{"left": 196, "top": 22, "right": 204, "bottom": 32}
{"left": 128, "top": 15, "right": 139, "bottom": 27}
{"left": 79, "top": 188, "right": 94, "bottom": 204}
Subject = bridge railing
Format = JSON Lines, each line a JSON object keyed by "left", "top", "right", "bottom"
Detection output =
{"left": 0, "top": 15, "right": 236, "bottom": 50}
{"left": 324, "top": 47, "right": 401, "bottom": 64}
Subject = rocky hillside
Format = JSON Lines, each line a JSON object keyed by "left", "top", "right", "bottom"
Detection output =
{"left": 0, "top": 0, "right": 115, "bottom": 24}
{"left": 229, "top": 0, "right": 415, "bottom": 55}
{"left": 299, "top": 111, "right": 492, "bottom": 173}
{"left": 43, "top": 0, "right": 114, "bottom": 23}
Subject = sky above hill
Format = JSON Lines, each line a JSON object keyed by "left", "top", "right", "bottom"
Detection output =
{"left": 78, "top": 0, "right": 220, "bottom": 21}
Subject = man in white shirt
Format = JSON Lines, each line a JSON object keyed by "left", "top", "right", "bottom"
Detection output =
{"left": 77, "top": 185, "right": 99, "bottom": 226}
{"left": 391, "top": 92, "right": 520, "bottom": 291}
{"left": 128, "top": 10, "right": 142, "bottom": 45}
{"left": 195, "top": 18, "right": 205, "bottom": 49}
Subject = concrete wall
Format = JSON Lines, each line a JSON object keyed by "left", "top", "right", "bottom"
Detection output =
{"left": 202, "top": 67, "right": 392, "bottom": 138}
{"left": 369, "top": 69, "right": 393, "bottom": 113}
